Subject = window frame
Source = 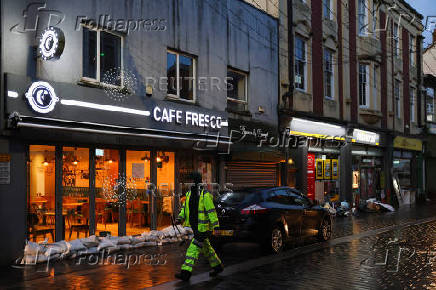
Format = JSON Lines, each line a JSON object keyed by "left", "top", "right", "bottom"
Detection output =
{"left": 393, "top": 23, "right": 400, "bottom": 58}
{"left": 358, "top": 0, "right": 368, "bottom": 36}
{"left": 371, "top": 0, "right": 377, "bottom": 38}
{"left": 226, "top": 67, "right": 249, "bottom": 105}
{"left": 294, "top": 35, "right": 307, "bottom": 91}
{"left": 359, "top": 63, "right": 370, "bottom": 108}
{"left": 323, "top": 0, "right": 332, "bottom": 20}
{"left": 409, "top": 34, "right": 415, "bottom": 67}
{"left": 81, "top": 25, "right": 124, "bottom": 88}
{"left": 324, "top": 48, "right": 334, "bottom": 100}
{"left": 372, "top": 65, "right": 378, "bottom": 110}
{"left": 166, "top": 50, "right": 197, "bottom": 103}
{"left": 410, "top": 88, "right": 416, "bottom": 123}
{"left": 395, "top": 79, "right": 401, "bottom": 119}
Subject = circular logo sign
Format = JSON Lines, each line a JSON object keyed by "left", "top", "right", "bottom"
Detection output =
{"left": 25, "top": 82, "right": 59, "bottom": 113}
{"left": 39, "top": 26, "right": 65, "bottom": 60}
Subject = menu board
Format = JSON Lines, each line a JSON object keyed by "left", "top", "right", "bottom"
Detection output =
{"left": 331, "top": 159, "right": 339, "bottom": 180}
{"left": 307, "top": 153, "right": 316, "bottom": 200}
{"left": 323, "top": 159, "right": 331, "bottom": 180}
{"left": 315, "top": 159, "right": 324, "bottom": 180}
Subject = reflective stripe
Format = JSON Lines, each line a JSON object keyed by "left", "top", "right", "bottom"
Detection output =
{"left": 205, "top": 209, "right": 216, "bottom": 214}
{"left": 198, "top": 220, "right": 209, "bottom": 224}
{"left": 185, "top": 255, "right": 196, "bottom": 261}
{"left": 211, "top": 221, "right": 219, "bottom": 226}
{"left": 183, "top": 261, "right": 194, "bottom": 267}
{"left": 193, "top": 239, "right": 203, "bottom": 248}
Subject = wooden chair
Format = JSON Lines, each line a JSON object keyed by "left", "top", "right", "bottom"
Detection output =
{"left": 68, "top": 203, "right": 90, "bottom": 240}
{"left": 27, "top": 212, "right": 55, "bottom": 242}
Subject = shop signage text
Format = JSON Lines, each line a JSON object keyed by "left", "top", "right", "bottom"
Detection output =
{"left": 393, "top": 136, "right": 422, "bottom": 152}
{"left": 352, "top": 129, "right": 380, "bottom": 145}
{"left": 152, "top": 106, "right": 223, "bottom": 128}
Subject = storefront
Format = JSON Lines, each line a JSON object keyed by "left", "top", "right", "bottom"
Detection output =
{"left": 392, "top": 136, "right": 424, "bottom": 205}
{"left": 288, "top": 117, "right": 346, "bottom": 203}
{"left": 350, "top": 129, "right": 386, "bottom": 206}
{"left": 4, "top": 76, "right": 230, "bottom": 243}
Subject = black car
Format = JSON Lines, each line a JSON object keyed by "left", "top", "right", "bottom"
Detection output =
{"left": 212, "top": 187, "right": 333, "bottom": 253}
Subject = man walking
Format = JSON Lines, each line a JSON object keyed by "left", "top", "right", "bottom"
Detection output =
{"left": 175, "top": 172, "right": 224, "bottom": 281}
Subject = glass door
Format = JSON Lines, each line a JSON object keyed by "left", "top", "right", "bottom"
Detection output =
{"left": 126, "top": 150, "right": 151, "bottom": 235}
{"left": 62, "top": 147, "right": 90, "bottom": 241}
{"left": 28, "top": 145, "right": 56, "bottom": 243}
{"left": 95, "top": 148, "right": 119, "bottom": 237}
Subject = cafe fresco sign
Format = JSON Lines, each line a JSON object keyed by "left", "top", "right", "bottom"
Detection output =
{"left": 21, "top": 81, "right": 227, "bottom": 129}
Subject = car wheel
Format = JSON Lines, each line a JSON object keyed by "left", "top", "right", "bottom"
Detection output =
{"left": 268, "top": 226, "right": 284, "bottom": 254}
{"left": 318, "top": 218, "right": 332, "bottom": 241}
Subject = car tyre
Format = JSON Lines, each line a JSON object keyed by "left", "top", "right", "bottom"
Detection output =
{"left": 318, "top": 218, "right": 332, "bottom": 241}
{"left": 263, "top": 226, "right": 284, "bottom": 254}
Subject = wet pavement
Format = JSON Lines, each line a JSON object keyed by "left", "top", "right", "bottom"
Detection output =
{"left": 1, "top": 202, "right": 436, "bottom": 289}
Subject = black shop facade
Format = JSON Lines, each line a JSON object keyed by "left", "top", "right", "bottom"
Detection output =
{"left": 1, "top": 74, "right": 230, "bottom": 253}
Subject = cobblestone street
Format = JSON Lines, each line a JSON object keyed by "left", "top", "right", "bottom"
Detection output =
{"left": 2, "top": 203, "right": 436, "bottom": 289}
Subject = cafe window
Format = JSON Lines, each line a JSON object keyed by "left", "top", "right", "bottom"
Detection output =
{"left": 156, "top": 152, "right": 175, "bottom": 230}
{"left": 95, "top": 148, "right": 120, "bottom": 237}
{"left": 126, "top": 150, "right": 151, "bottom": 236}
{"left": 28, "top": 145, "right": 56, "bottom": 243}
{"left": 82, "top": 26, "right": 122, "bottom": 86}
{"left": 167, "top": 50, "right": 196, "bottom": 101}
{"left": 227, "top": 68, "right": 248, "bottom": 111}
{"left": 62, "top": 147, "right": 90, "bottom": 241}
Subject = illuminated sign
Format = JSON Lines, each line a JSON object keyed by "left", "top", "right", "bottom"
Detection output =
{"left": 152, "top": 106, "right": 224, "bottom": 129}
{"left": 25, "top": 81, "right": 59, "bottom": 113}
{"left": 290, "top": 118, "right": 346, "bottom": 139}
{"left": 39, "top": 27, "right": 65, "bottom": 60}
{"left": 352, "top": 129, "right": 379, "bottom": 145}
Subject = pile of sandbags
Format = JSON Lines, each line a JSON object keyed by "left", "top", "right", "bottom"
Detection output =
{"left": 20, "top": 225, "right": 194, "bottom": 265}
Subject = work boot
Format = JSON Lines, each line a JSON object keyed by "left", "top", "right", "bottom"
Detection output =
{"left": 175, "top": 270, "right": 191, "bottom": 281}
{"left": 209, "top": 263, "right": 224, "bottom": 277}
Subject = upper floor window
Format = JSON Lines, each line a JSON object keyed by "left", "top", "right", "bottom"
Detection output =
{"left": 395, "top": 80, "right": 401, "bottom": 119}
{"left": 359, "top": 64, "right": 369, "bottom": 107}
{"left": 371, "top": 1, "right": 377, "bottom": 37}
{"left": 324, "top": 48, "right": 334, "bottom": 99}
{"left": 82, "top": 27, "right": 122, "bottom": 86}
{"left": 295, "top": 36, "right": 307, "bottom": 91}
{"left": 393, "top": 23, "right": 399, "bottom": 58}
{"left": 323, "top": 0, "right": 332, "bottom": 20}
{"left": 427, "top": 88, "right": 435, "bottom": 122}
{"left": 167, "top": 50, "right": 196, "bottom": 101}
{"left": 373, "top": 65, "right": 378, "bottom": 110}
{"left": 410, "top": 88, "right": 416, "bottom": 123}
{"left": 227, "top": 68, "right": 248, "bottom": 111}
{"left": 410, "top": 35, "right": 415, "bottom": 67}
{"left": 358, "top": 0, "right": 368, "bottom": 35}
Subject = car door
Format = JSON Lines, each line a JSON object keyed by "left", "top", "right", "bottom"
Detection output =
{"left": 266, "top": 189, "right": 304, "bottom": 241}
{"left": 294, "top": 195, "right": 320, "bottom": 237}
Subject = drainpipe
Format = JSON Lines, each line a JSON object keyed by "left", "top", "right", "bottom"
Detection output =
{"left": 287, "top": 0, "right": 294, "bottom": 111}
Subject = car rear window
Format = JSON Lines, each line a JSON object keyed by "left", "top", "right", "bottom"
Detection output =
{"left": 218, "top": 191, "right": 261, "bottom": 205}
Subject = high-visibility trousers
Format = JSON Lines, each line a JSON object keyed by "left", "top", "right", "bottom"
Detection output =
{"left": 181, "top": 237, "right": 221, "bottom": 272}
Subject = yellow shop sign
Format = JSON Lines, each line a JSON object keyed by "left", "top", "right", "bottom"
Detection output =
{"left": 393, "top": 136, "right": 422, "bottom": 151}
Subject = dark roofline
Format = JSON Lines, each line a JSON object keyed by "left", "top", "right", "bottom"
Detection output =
{"left": 398, "top": 0, "right": 424, "bottom": 20}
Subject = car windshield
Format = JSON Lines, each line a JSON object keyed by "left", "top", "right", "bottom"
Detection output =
{"left": 218, "top": 191, "right": 261, "bottom": 205}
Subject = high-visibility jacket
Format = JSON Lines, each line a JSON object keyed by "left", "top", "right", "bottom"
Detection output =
{"left": 178, "top": 190, "right": 219, "bottom": 232}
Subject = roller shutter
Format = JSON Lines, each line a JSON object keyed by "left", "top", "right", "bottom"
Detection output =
{"left": 225, "top": 161, "right": 279, "bottom": 189}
